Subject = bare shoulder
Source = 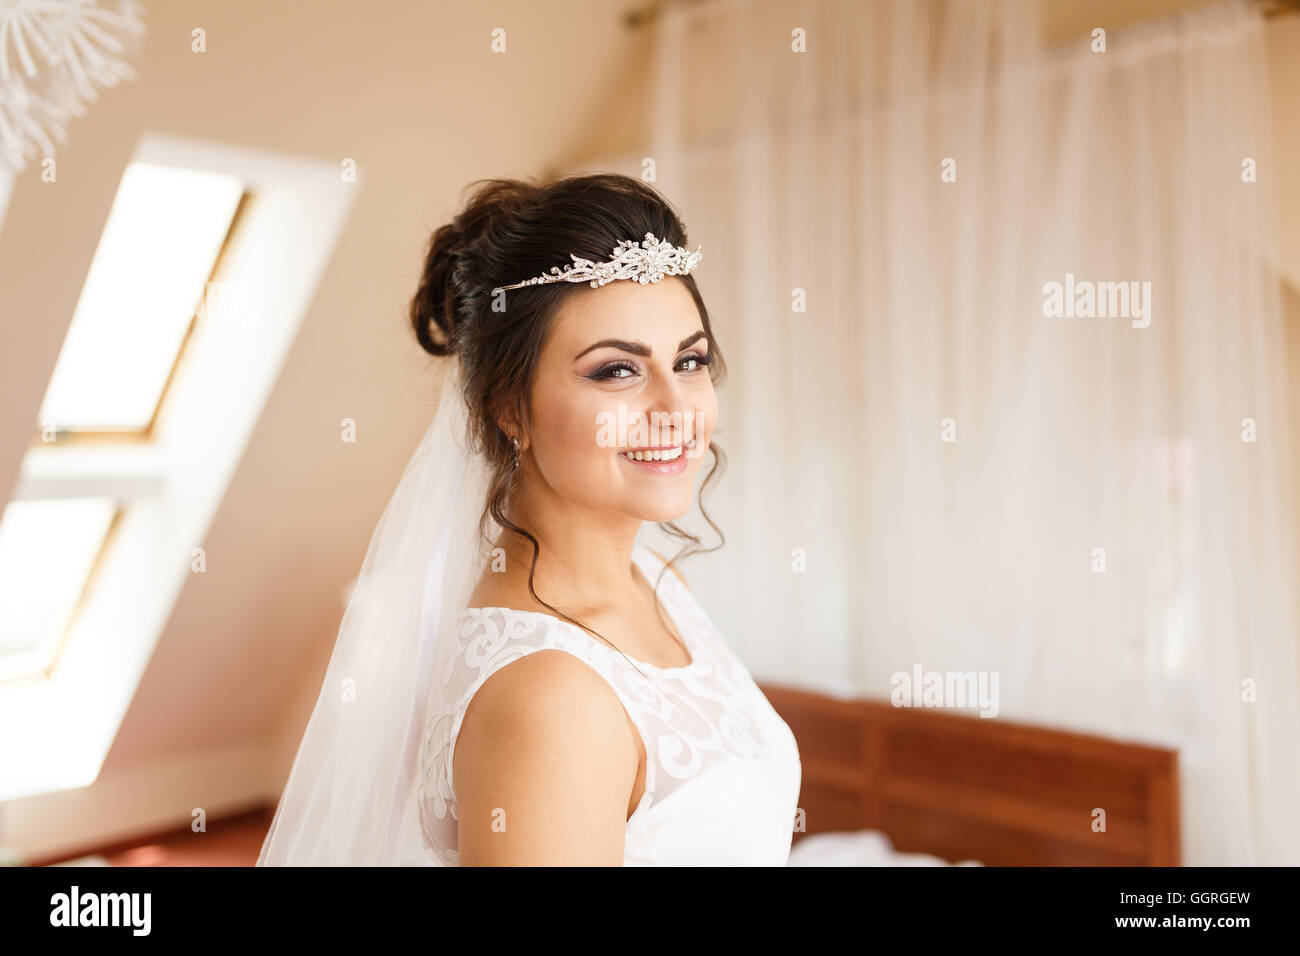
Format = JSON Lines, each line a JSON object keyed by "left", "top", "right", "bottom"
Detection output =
{"left": 457, "top": 648, "right": 626, "bottom": 730}
{"left": 452, "top": 649, "right": 639, "bottom": 865}
{"left": 646, "top": 547, "right": 689, "bottom": 589}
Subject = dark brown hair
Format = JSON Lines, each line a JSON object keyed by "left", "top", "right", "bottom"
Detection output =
{"left": 409, "top": 173, "right": 726, "bottom": 665}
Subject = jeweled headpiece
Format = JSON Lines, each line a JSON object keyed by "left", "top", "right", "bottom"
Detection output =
{"left": 491, "top": 232, "right": 702, "bottom": 293}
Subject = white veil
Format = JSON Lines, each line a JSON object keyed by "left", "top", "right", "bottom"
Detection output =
{"left": 257, "top": 360, "right": 493, "bottom": 865}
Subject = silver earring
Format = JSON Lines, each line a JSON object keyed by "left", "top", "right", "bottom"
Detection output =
{"left": 510, "top": 437, "right": 520, "bottom": 471}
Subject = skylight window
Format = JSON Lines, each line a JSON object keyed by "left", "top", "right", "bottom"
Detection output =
{"left": 36, "top": 161, "right": 245, "bottom": 436}
{"left": 0, "top": 131, "right": 360, "bottom": 802}
{"left": 0, "top": 497, "right": 118, "bottom": 683}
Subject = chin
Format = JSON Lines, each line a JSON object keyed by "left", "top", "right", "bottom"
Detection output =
{"left": 628, "top": 490, "right": 696, "bottom": 524}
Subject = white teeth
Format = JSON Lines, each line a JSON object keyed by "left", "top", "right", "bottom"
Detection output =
{"left": 621, "top": 446, "right": 683, "bottom": 462}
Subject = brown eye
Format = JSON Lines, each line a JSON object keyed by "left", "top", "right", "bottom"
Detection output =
{"left": 589, "top": 361, "right": 638, "bottom": 381}
{"left": 677, "top": 351, "right": 712, "bottom": 373}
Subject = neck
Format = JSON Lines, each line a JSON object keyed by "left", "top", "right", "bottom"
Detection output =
{"left": 497, "top": 474, "right": 644, "bottom": 616}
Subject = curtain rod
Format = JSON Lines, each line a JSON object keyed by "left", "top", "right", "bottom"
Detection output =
{"left": 622, "top": 0, "right": 714, "bottom": 30}
{"left": 623, "top": 0, "right": 1300, "bottom": 30}
{"left": 1258, "top": 0, "right": 1300, "bottom": 15}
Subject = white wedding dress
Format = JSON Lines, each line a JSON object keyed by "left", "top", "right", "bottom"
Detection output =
{"left": 417, "top": 541, "right": 802, "bottom": 865}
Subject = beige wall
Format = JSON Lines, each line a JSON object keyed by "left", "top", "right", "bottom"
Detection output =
{"left": 1268, "top": 16, "right": 1300, "bottom": 292}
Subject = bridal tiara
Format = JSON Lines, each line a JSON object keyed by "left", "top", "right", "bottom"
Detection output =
{"left": 491, "top": 232, "right": 703, "bottom": 293}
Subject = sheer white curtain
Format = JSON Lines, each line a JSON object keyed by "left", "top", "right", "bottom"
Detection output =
{"left": 645, "top": 0, "right": 1299, "bottom": 865}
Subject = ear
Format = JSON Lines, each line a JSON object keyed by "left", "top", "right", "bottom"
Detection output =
{"left": 496, "top": 404, "right": 530, "bottom": 452}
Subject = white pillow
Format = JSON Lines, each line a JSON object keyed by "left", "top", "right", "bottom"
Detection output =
{"left": 787, "top": 829, "right": 982, "bottom": 866}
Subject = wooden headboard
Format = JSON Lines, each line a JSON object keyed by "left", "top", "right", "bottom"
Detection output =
{"left": 759, "top": 683, "right": 1180, "bottom": 865}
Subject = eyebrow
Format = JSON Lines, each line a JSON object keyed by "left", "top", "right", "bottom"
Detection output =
{"left": 573, "top": 330, "right": 708, "bottom": 362}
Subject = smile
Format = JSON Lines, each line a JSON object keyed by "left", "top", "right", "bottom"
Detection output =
{"left": 620, "top": 446, "right": 684, "bottom": 462}
{"left": 618, "top": 440, "right": 693, "bottom": 476}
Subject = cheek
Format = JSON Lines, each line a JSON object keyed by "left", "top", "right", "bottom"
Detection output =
{"left": 693, "top": 390, "right": 719, "bottom": 445}
{"left": 530, "top": 394, "right": 609, "bottom": 484}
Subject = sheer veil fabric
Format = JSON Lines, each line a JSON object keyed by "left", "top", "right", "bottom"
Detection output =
{"left": 258, "top": 362, "right": 493, "bottom": 865}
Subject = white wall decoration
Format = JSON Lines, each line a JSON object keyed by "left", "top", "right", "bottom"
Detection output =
{"left": 0, "top": 0, "right": 147, "bottom": 176}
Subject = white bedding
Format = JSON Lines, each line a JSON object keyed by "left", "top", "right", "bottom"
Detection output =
{"left": 786, "top": 830, "right": 983, "bottom": 866}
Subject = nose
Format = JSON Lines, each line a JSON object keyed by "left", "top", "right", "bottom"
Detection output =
{"left": 640, "top": 372, "right": 697, "bottom": 447}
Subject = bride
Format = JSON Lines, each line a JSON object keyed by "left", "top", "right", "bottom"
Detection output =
{"left": 257, "top": 173, "right": 801, "bottom": 866}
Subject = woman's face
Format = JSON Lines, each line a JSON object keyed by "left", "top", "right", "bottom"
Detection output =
{"left": 521, "top": 277, "right": 718, "bottom": 524}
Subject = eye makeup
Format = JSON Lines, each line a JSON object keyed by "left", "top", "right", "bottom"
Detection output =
{"left": 586, "top": 348, "right": 714, "bottom": 382}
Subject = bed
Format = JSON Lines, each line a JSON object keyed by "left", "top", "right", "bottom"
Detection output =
{"left": 760, "top": 683, "right": 1181, "bottom": 866}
